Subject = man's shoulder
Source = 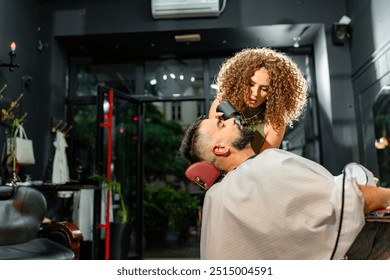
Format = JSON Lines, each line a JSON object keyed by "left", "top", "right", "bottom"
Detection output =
{"left": 252, "top": 148, "right": 324, "bottom": 170}
{"left": 240, "top": 148, "right": 294, "bottom": 171}
{"left": 256, "top": 148, "right": 333, "bottom": 179}
{"left": 259, "top": 148, "right": 295, "bottom": 158}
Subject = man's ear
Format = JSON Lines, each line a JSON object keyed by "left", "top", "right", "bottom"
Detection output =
{"left": 212, "top": 144, "right": 229, "bottom": 156}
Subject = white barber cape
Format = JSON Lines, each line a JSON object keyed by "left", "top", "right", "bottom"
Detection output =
{"left": 201, "top": 149, "right": 373, "bottom": 260}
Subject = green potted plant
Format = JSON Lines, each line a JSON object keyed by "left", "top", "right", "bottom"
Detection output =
{"left": 108, "top": 180, "right": 132, "bottom": 259}
{"left": 143, "top": 184, "right": 199, "bottom": 248}
{"left": 88, "top": 174, "right": 131, "bottom": 259}
{"left": 88, "top": 174, "right": 128, "bottom": 224}
{"left": 2, "top": 99, "right": 28, "bottom": 184}
{"left": 107, "top": 180, "right": 128, "bottom": 224}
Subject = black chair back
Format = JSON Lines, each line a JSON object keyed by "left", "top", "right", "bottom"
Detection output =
{"left": 0, "top": 186, "right": 46, "bottom": 245}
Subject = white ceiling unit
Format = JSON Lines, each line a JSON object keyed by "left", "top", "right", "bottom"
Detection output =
{"left": 151, "top": 0, "right": 220, "bottom": 19}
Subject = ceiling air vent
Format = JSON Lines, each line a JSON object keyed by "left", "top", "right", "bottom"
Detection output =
{"left": 151, "top": 0, "right": 220, "bottom": 19}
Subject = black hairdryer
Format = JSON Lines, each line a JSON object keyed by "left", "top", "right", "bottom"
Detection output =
{"left": 216, "top": 100, "right": 247, "bottom": 127}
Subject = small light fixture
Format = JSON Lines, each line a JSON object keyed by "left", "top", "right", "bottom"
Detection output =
{"left": 174, "top": 34, "right": 201, "bottom": 43}
{"left": 210, "top": 83, "right": 218, "bottom": 90}
{"left": 0, "top": 41, "right": 20, "bottom": 71}
{"left": 103, "top": 100, "right": 110, "bottom": 114}
{"left": 10, "top": 42, "right": 16, "bottom": 53}
{"left": 149, "top": 79, "right": 157, "bottom": 85}
{"left": 293, "top": 37, "right": 301, "bottom": 48}
{"left": 375, "top": 137, "right": 389, "bottom": 149}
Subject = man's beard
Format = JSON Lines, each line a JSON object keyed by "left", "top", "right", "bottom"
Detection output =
{"left": 232, "top": 127, "right": 255, "bottom": 150}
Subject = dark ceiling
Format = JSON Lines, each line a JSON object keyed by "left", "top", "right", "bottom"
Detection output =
{"left": 57, "top": 23, "right": 321, "bottom": 62}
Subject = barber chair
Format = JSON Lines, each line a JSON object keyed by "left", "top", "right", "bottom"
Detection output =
{"left": 0, "top": 185, "right": 83, "bottom": 260}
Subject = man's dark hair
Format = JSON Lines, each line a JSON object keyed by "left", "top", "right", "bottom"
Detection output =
{"left": 179, "top": 115, "right": 207, "bottom": 165}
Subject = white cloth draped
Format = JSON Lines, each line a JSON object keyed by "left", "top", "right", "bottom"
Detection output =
{"left": 201, "top": 149, "right": 368, "bottom": 260}
{"left": 52, "top": 131, "right": 70, "bottom": 184}
{"left": 72, "top": 189, "right": 94, "bottom": 241}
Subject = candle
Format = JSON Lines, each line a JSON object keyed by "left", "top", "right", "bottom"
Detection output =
{"left": 10, "top": 42, "right": 16, "bottom": 53}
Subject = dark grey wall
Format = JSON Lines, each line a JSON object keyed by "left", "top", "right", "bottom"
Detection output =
{"left": 0, "top": 0, "right": 50, "bottom": 180}
{"left": 42, "top": 0, "right": 346, "bottom": 35}
{"left": 348, "top": 0, "right": 390, "bottom": 175}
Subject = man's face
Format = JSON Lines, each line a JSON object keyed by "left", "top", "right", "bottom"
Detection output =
{"left": 200, "top": 118, "right": 254, "bottom": 151}
{"left": 232, "top": 126, "right": 255, "bottom": 150}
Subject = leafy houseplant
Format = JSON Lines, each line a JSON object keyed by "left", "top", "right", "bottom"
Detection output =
{"left": 143, "top": 184, "right": 199, "bottom": 247}
{"left": 107, "top": 180, "right": 128, "bottom": 224}
{"left": 2, "top": 102, "right": 28, "bottom": 184}
{"left": 88, "top": 174, "right": 131, "bottom": 259}
{"left": 8, "top": 119, "right": 21, "bottom": 177}
{"left": 88, "top": 174, "right": 128, "bottom": 224}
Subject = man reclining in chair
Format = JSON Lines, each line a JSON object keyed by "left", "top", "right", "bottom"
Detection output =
{"left": 179, "top": 115, "right": 390, "bottom": 260}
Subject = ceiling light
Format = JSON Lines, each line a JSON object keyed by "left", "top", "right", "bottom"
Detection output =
{"left": 293, "top": 37, "right": 301, "bottom": 48}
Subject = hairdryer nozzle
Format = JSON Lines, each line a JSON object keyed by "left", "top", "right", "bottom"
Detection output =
{"left": 216, "top": 101, "right": 247, "bottom": 127}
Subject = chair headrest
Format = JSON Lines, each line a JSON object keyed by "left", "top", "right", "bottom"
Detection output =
{"left": 0, "top": 186, "right": 47, "bottom": 245}
{"left": 185, "top": 162, "right": 223, "bottom": 190}
{"left": 0, "top": 186, "right": 15, "bottom": 200}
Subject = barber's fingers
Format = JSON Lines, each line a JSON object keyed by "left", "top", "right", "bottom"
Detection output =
{"left": 214, "top": 112, "right": 224, "bottom": 119}
{"left": 374, "top": 177, "right": 379, "bottom": 185}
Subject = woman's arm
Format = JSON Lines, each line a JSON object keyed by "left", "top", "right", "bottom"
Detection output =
{"left": 260, "top": 123, "right": 286, "bottom": 153}
{"left": 360, "top": 186, "right": 390, "bottom": 214}
{"left": 208, "top": 98, "right": 221, "bottom": 119}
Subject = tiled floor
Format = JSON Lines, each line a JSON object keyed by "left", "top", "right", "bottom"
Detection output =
{"left": 81, "top": 227, "right": 200, "bottom": 259}
{"left": 143, "top": 232, "right": 200, "bottom": 260}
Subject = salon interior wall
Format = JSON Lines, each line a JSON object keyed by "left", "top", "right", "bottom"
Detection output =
{"left": 0, "top": 0, "right": 53, "bottom": 181}
{"left": 0, "top": 0, "right": 364, "bottom": 179}
{"left": 347, "top": 0, "right": 390, "bottom": 177}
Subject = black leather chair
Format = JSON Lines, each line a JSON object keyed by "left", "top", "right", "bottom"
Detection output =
{"left": 0, "top": 185, "right": 83, "bottom": 260}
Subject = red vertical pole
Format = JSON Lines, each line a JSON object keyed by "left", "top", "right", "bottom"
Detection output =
{"left": 105, "top": 89, "right": 113, "bottom": 260}
{"left": 99, "top": 89, "right": 113, "bottom": 260}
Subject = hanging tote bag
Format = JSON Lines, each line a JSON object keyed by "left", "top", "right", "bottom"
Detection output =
{"left": 8, "top": 125, "right": 36, "bottom": 165}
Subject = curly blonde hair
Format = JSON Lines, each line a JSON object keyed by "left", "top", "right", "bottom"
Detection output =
{"left": 216, "top": 47, "right": 308, "bottom": 129}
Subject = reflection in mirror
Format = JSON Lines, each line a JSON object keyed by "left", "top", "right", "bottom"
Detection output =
{"left": 145, "top": 59, "right": 202, "bottom": 97}
{"left": 155, "top": 60, "right": 195, "bottom": 96}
